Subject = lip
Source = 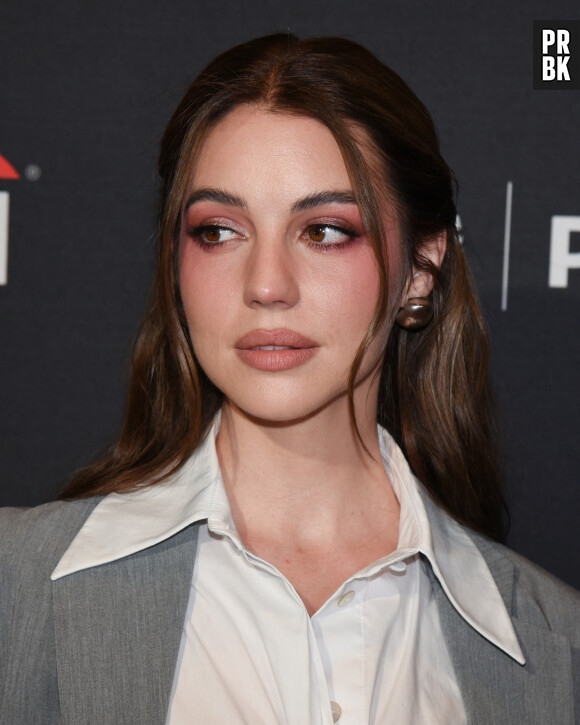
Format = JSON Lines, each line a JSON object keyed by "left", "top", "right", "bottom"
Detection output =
{"left": 236, "top": 328, "right": 318, "bottom": 349}
{"left": 235, "top": 328, "right": 319, "bottom": 371}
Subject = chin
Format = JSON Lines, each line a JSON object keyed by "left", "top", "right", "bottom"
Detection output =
{"left": 222, "top": 385, "right": 349, "bottom": 428}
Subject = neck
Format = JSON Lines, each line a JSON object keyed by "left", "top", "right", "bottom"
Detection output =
{"left": 215, "top": 391, "right": 398, "bottom": 543}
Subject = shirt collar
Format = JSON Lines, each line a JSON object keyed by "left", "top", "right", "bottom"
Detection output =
{"left": 51, "top": 413, "right": 524, "bottom": 665}
{"left": 378, "top": 427, "right": 525, "bottom": 665}
{"left": 51, "top": 416, "right": 221, "bottom": 581}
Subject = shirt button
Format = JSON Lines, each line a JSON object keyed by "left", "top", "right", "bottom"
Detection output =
{"left": 389, "top": 560, "right": 407, "bottom": 573}
{"left": 330, "top": 701, "right": 342, "bottom": 721}
{"left": 337, "top": 590, "right": 355, "bottom": 607}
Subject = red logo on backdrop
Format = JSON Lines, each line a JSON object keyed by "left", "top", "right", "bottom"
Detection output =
{"left": 0, "top": 154, "right": 20, "bottom": 179}
{"left": 0, "top": 154, "right": 19, "bottom": 285}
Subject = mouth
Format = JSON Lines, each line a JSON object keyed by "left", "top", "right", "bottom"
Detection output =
{"left": 236, "top": 328, "right": 318, "bottom": 350}
{"left": 251, "top": 345, "right": 295, "bottom": 350}
{"left": 235, "top": 329, "right": 319, "bottom": 371}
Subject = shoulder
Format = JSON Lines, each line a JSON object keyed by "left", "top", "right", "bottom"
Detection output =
{"left": 466, "top": 528, "right": 580, "bottom": 647}
{"left": 0, "top": 499, "right": 101, "bottom": 718}
{"left": 501, "top": 543, "right": 580, "bottom": 644}
{"left": 0, "top": 498, "right": 102, "bottom": 579}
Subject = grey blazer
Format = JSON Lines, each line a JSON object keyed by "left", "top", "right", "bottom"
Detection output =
{"left": 1, "top": 498, "right": 579, "bottom": 724}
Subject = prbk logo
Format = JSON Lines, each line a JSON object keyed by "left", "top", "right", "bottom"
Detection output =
{"left": 0, "top": 154, "right": 19, "bottom": 286}
{"left": 533, "top": 20, "right": 580, "bottom": 89}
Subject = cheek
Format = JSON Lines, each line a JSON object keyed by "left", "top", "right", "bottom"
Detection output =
{"left": 313, "top": 247, "right": 381, "bottom": 334}
{"left": 179, "top": 242, "right": 233, "bottom": 339}
{"left": 179, "top": 244, "right": 204, "bottom": 321}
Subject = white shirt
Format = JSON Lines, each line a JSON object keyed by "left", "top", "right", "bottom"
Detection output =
{"left": 52, "top": 416, "right": 525, "bottom": 724}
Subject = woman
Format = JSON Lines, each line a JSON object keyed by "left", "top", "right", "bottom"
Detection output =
{"left": 1, "top": 34, "right": 578, "bottom": 724}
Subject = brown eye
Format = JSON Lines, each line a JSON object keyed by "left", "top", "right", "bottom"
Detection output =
{"left": 308, "top": 225, "right": 326, "bottom": 243}
{"left": 205, "top": 227, "right": 221, "bottom": 242}
{"left": 304, "top": 224, "right": 355, "bottom": 248}
{"left": 190, "top": 224, "right": 240, "bottom": 248}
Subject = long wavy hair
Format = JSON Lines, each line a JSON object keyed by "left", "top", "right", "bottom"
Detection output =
{"left": 62, "top": 34, "right": 506, "bottom": 540}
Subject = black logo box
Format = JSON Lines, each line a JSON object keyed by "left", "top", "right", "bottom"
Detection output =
{"left": 533, "top": 20, "right": 580, "bottom": 90}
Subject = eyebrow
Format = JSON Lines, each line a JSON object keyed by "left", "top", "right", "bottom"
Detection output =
{"left": 291, "top": 191, "right": 357, "bottom": 212}
{"left": 184, "top": 188, "right": 357, "bottom": 213}
{"left": 185, "top": 188, "right": 247, "bottom": 210}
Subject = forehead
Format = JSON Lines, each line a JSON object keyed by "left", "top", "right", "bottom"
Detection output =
{"left": 186, "top": 105, "right": 353, "bottom": 198}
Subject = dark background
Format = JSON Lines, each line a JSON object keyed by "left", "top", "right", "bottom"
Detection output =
{"left": 1, "top": 0, "right": 579, "bottom": 588}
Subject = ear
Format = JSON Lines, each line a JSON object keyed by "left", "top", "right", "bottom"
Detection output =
{"left": 405, "top": 232, "right": 447, "bottom": 299}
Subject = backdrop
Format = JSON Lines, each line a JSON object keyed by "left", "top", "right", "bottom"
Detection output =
{"left": 1, "top": 0, "right": 578, "bottom": 588}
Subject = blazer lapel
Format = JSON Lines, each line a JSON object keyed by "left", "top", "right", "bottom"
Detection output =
{"left": 434, "top": 537, "right": 575, "bottom": 724}
{"left": 52, "top": 522, "right": 199, "bottom": 725}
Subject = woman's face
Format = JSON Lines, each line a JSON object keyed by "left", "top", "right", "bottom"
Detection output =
{"left": 179, "top": 105, "right": 400, "bottom": 424}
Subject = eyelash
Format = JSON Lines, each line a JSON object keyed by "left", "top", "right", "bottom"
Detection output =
{"left": 302, "top": 224, "right": 358, "bottom": 251}
{"left": 187, "top": 225, "right": 241, "bottom": 249}
{"left": 187, "top": 223, "right": 359, "bottom": 252}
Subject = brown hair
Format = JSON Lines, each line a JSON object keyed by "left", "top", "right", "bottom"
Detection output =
{"left": 62, "top": 34, "right": 506, "bottom": 540}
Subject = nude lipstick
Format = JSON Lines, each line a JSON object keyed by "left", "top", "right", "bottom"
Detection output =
{"left": 235, "top": 329, "right": 319, "bottom": 371}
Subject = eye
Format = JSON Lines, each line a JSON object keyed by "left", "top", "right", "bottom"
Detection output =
{"left": 304, "top": 224, "right": 357, "bottom": 249}
{"left": 203, "top": 226, "right": 223, "bottom": 243}
{"left": 189, "top": 224, "right": 241, "bottom": 247}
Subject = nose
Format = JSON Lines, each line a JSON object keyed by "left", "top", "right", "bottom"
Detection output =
{"left": 243, "top": 236, "right": 300, "bottom": 309}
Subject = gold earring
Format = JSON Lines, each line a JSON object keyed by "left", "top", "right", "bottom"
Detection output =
{"left": 395, "top": 297, "right": 433, "bottom": 330}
